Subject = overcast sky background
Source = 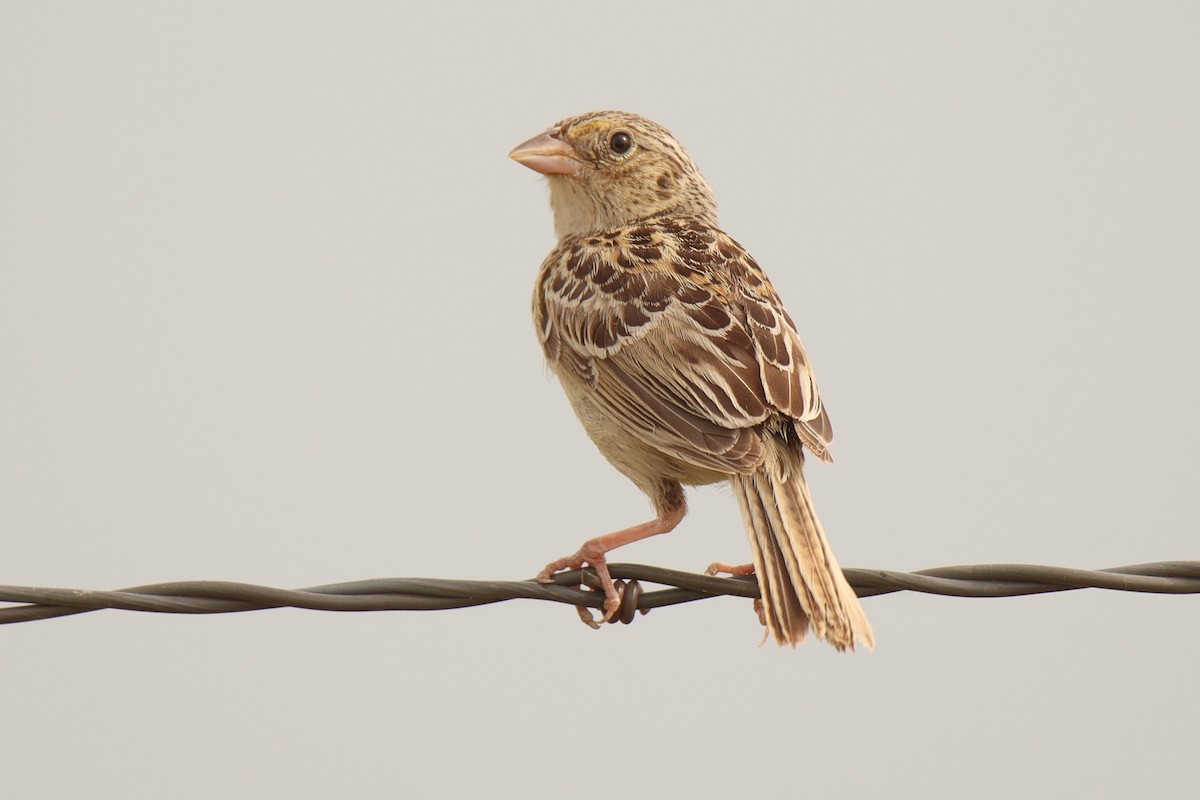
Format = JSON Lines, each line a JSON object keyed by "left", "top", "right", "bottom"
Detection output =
{"left": 2, "top": 2, "right": 1197, "bottom": 797}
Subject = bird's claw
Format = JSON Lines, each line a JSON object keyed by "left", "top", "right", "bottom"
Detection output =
{"left": 538, "top": 549, "right": 622, "bottom": 627}
{"left": 706, "top": 561, "right": 765, "bottom": 627}
{"left": 752, "top": 598, "right": 767, "bottom": 628}
{"left": 575, "top": 603, "right": 604, "bottom": 629}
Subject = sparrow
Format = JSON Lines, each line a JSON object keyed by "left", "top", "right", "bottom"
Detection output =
{"left": 509, "top": 111, "right": 873, "bottom": 650}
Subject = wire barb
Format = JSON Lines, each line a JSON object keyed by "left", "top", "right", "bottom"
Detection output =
{"left": 1, "top": 561, "right": 1196, "bottom": 626}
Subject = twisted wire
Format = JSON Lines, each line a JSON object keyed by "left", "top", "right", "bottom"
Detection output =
{"left": 1, "top": 560, "right": 1196, "bottom": 626}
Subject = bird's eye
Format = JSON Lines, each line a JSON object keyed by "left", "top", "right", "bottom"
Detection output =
{"left": 609, "top": 132, "right": 633, "bottom": 155}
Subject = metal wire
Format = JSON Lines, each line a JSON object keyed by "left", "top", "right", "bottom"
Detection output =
{"left": 1, "top": 560, "right": 1196, "bottom": 626}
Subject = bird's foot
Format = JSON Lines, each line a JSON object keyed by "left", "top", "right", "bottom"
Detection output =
{"left": 537, "top": 505, "right": 685, "bottom": 629}
{"left": 705, "top": 561, "right": 766, "bottom": 627}
{"left": 704, "top": 561, "right": 757, "bottom": 577}
{"left": 537, "top": 545, "right": 620, "bottom": 629}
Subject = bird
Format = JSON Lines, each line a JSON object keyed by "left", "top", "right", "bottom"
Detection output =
{"left": 509, "top": 110, "right": 873, "bottom": 650}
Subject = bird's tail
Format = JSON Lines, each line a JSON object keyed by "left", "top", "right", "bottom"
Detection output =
{"left": 732, "top": 460, "right": 874, "bottom": 651}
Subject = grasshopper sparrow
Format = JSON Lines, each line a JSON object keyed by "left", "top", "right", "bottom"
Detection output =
{"left": 510, "top": 111, "right": 873, "bottom": 650}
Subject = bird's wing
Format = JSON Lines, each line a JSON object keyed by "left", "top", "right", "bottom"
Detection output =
{"left": 719, "top": 238, "right": 834, "bottom": 462}
{"left": 534, "top": 220, "right": 833, "bottom": 474}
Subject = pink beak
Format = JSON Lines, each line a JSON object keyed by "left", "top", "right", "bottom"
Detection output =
{"left": 508, "top": 131, "right": 582, "bottom": 176}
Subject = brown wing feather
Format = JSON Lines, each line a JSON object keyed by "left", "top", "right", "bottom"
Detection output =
{"left": 533, "top": 217, "right": 833, "bottom": 474}
{"left": 725, "top": 240, "right": 833, "bottom": 462}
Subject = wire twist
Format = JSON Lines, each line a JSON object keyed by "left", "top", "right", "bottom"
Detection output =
{"left": 1, "top": 560, "right": 1196, "bottom": 626}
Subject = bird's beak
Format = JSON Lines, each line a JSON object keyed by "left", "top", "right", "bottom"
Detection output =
{"left": 508, "top": 132, "right": 582, "bottom": 176}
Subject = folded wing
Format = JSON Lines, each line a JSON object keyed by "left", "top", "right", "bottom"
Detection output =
{"left": 534, "top": 219, "right": 833, "bottom": 475}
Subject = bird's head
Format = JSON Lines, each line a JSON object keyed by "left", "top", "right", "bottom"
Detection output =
{"left": 509, "top": 110, "right": 718, "bottom": 240}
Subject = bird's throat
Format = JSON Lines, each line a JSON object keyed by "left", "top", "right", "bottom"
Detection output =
{"left": 547, "top": 177, "right": 617, "bottom": 240}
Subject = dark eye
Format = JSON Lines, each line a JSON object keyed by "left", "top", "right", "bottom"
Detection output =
{"left": 609, "top": 131, "right": 633, "bottom": 155}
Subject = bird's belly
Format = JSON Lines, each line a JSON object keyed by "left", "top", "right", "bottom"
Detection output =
{"left": 556, "top": 371, "right": 729, "bottom": 489}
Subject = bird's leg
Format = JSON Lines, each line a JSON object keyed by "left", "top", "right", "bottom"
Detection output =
{"left": 538, "top": 502, "right": 686, "bottom": 628}
{"left": 705, "top": 561, "right": 767, "bottom": 627}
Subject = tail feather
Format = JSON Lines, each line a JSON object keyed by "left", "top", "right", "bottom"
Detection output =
{"left": 733, "top": 464, "right": 874, "bottom": 651}
{"left": 742, "top": 475, "right": 808, "bottom": 642}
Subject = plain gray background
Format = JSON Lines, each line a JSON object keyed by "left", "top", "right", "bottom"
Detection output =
{"left": 2, "top": 2, "right": 1197, "bottom": 796}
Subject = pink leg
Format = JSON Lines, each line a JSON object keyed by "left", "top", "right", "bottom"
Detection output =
{"left": 705, "top": 561, "right": 756, "bottom": 577}
{"left": 538, "top": 503, "right": 686, "bottom": 628}
{"left": 705, "top": 562, "right": 766, "bottom": 628}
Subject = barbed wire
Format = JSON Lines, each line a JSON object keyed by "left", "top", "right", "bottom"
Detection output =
{"left": 1, "top": 560, "right": 1196, "bottom": 626}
